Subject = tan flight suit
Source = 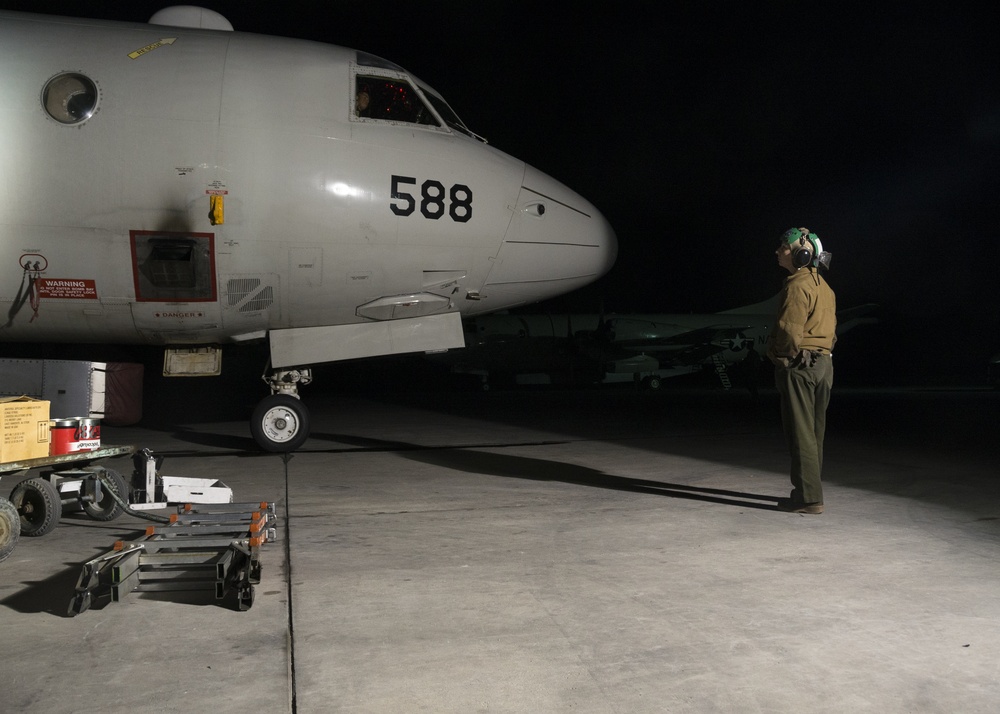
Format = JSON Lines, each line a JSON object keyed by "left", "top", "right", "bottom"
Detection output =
{"left": 767, "top": 267, "right": 837, "bottom": 506}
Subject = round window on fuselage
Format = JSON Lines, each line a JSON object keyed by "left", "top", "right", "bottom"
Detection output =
{"left": 42, "top": 73, "right": 99, "bottom": 125}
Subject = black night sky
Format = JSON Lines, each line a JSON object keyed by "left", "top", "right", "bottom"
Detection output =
{"left": 3, "top": 1, "right": 999, "bottom": 385}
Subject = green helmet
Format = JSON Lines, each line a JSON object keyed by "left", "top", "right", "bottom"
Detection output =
{"left": 781, "top": 227, "right": 829, "bottom": 269}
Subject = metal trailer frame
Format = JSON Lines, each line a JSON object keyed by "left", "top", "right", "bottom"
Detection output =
{"left": 69, "top": 501, "right": 278, "bottom": 615}
{"left": 1, "top": 445, "right": 136, "bottom": 539}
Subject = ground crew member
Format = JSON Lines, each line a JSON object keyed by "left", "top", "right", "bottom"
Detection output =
{"left": 767, "top": 227, "right": 836, "bottom": 514}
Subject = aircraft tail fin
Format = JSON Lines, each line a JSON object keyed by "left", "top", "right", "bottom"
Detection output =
{"left": 836, "top": 304, "right": 879, "bottom": 335}
{"left": 719, "top": 294, "right": 879, "bottom": 336}
{"left": 718, "top": 293, "right": 781, "bottom": 316}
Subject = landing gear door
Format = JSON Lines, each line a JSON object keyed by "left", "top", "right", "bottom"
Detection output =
{"left": 128, "top": 230, "right": 223, "bottom": 343}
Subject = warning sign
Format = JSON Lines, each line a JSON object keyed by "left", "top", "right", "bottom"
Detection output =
{"left": 36, "top": 278, "right": 98, "bottom": 300}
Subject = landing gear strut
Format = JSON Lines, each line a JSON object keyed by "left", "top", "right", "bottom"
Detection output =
{"left": 251, "top": 368, "right": 313, "bottom": 452}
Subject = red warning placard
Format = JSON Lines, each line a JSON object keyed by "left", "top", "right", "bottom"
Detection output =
{"left": 35, "top": 278, "right": 98, "bottom": 299}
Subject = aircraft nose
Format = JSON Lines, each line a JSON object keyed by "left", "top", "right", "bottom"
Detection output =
{"left": 481, "top": 165, "right": 618, "bottom": 309}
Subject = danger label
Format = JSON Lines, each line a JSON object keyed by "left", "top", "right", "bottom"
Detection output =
{"left": 36, "top": 279, "right": 98, "bottom": 299}
{"left": 154, "top": 312, "right": 205, "bottom": 318}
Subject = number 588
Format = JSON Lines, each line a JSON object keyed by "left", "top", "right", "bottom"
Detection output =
{"left": 390, "top": 175, "right": 472, "bottom": 223}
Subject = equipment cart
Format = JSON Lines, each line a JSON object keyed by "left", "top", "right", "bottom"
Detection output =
{"left": 0, "top": 446, "right": 136, "bottom": 556}
{"left": 0, "top": 495, "right": 17, "bottom": 563}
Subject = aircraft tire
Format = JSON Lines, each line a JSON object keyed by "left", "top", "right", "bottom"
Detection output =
{"left": 642, "top": 375, "right": 662, "bottom": 391}
{"left": 0, "top": 497, "right": 20, "bottom": 562}
{"left": 251, "top": 394, "right": 311, "bottom": 453}
{"left": 82, "top": 467, "right": 128, "bottom": 521}
{"left": 10, "top": 477, "right": 61, "bottom": 537}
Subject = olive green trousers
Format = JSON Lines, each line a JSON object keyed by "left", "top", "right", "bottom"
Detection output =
{"left": 775, "top": 354, "right": 833, "bottom": 505}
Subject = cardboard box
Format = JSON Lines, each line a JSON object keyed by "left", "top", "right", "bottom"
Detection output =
{"left": 0, "top": 396, "right": 51, "bottom": 462}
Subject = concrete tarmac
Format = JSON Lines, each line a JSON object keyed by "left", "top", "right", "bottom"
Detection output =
{"left": 1, "top": 379, "right": 999, "bottom": 713}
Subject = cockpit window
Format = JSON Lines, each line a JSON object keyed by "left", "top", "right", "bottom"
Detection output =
{"left": 355, "top": 51, "right": 406, "bottom": 73}
{"left": 423, "top": 93, "right": 475, "bottom": 139}
{"left": 354, "top": 75, "right": 437, "bottom": 126}
{"left": 350, "top": 58, "right": 483, "bottom": 141}
{"left": 42, "top": 72, "right": 99, "bottom": 125}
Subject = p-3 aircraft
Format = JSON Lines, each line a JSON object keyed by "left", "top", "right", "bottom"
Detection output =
{"left": 445, "top": 296, "right": 877, "bottom": 390}
{"left": 0, "top": 7, "right": 618, "bottom": 451}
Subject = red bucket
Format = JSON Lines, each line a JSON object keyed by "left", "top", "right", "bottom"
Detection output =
{"left": 50, "top": 419, "right": 79, "bottom": 456}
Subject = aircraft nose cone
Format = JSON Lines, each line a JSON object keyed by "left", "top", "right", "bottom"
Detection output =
{"left": 482, "top": 165, "right": 618, "bottom": 309}
{"left": 591, "top": 208, "right": 619, "bottom": 276}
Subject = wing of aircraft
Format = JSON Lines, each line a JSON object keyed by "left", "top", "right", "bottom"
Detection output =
{"left": 0, "top": 7, "right": 617, "bottom": 450}
{"left": 444, "top": 294, "right": 877, "bottom": 390}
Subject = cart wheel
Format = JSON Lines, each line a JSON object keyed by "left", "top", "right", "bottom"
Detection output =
{"left": 238, "top": 583, "right": 255, "bottom": 612}
{"left": 10, "top": 477, "right": 61, "bottom": 537}
{"left": 0, "top": 497, "right": 20, "bottom": 562}
{"left": 82, "top": 467, "right": 128, "bottom": 522}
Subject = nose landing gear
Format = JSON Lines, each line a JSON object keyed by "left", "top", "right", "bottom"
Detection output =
{"left": 250, "top": 368, "right": 313, "bottom": 452}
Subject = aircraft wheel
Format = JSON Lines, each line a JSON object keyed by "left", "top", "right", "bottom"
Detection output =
{"left": 642, "top": 375, "right": 662, "bottom": 391}
{"left": 251, "top": 395, "right": 310, "bottom": 452}
{"left": 10, "top": 477, "right": 61, "bottom": 537}
{"left": 0, "top": 497, "right": 20, "bottom": 562}
{"left": 82, "top": 467, "right": 128, "bottom": 521}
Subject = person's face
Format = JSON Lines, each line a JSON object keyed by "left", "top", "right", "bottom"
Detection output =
{"left": 776, "top": 242, "right": 795, "bottom": 273}
{"left": 357, "top": 91, "right": 370, "bottom": 111}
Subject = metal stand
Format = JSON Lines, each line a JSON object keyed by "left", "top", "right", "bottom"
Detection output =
{"left": 69, "top": 501, "right": 278, "bottom": 615}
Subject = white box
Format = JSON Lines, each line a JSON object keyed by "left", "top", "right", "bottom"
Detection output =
{"left": 160, "top": 476, "right": 233, "bottom": 504}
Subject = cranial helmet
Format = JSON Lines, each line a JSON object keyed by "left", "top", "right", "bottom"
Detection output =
{"left": 781, "top": 227, "right": 831, "bottom": 269}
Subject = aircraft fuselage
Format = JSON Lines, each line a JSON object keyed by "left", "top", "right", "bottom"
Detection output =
{"left": 0, "top": 10, "right": 616, "bottom": 358}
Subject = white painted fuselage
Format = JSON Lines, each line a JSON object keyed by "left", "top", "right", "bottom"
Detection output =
{"left": 0, "top": 10, "right": 617, "bottom": 368}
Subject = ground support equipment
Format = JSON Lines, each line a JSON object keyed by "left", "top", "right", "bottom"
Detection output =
{"left": 1, "top": 445, "right": 135, "bottom": 539}
{"left": 69, "top": 501, "right": 278, "bottom": 615}
{"left": 0, "top": 496, "right": 18, "bottom": 563}
{"left": 129, "top": 448, "right": 233, "bottom": 509}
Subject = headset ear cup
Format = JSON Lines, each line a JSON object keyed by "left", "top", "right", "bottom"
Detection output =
{"left": 793, "top": 246, "right": 812, "bottom": 268}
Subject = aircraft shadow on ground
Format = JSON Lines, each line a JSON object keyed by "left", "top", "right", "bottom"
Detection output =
{"left": 124, "top": 424, "right": 265, "bottom": 455}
